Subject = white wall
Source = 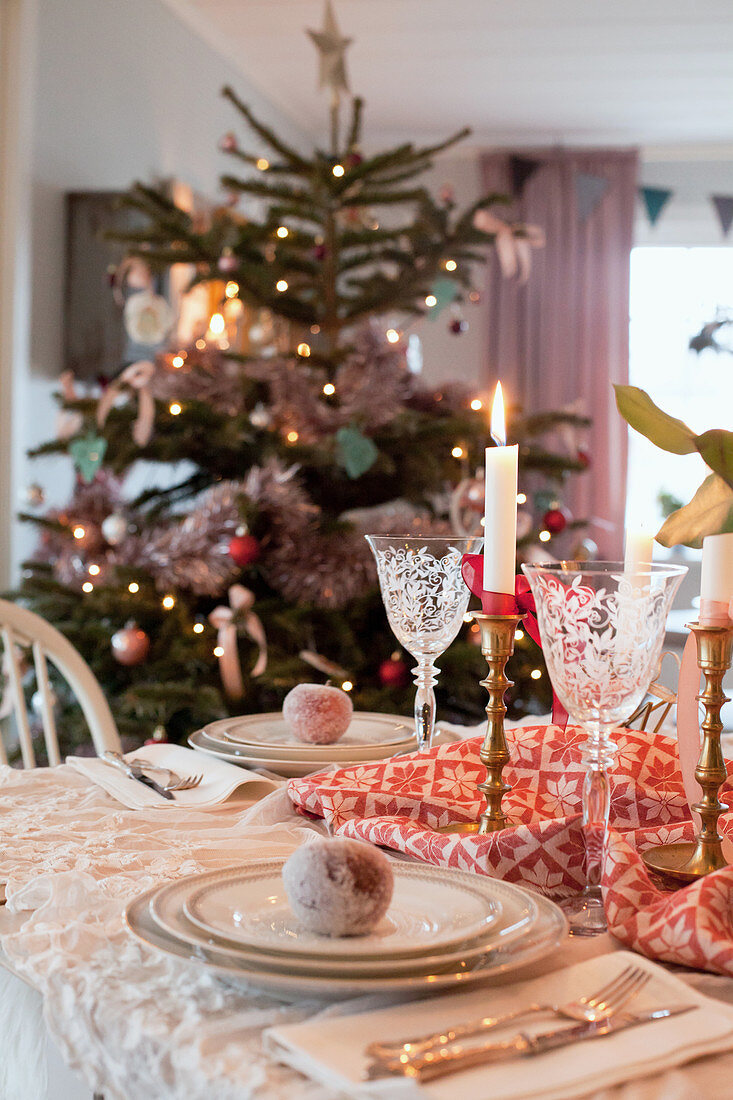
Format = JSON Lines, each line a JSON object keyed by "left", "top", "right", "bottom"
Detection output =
{"left": 12, "top": 0, "right": 309, "bottom": 575}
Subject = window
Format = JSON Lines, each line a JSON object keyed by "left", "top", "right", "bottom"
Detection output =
{"left": 626, "top": 247, "right": 733, "bottom": 532}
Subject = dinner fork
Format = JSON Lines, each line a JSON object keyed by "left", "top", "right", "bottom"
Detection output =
{"left": 103, "top": 752, "right": 203, "bottom": 792}
{"left": 366, "top": 963, "right": 651, "bottom": 1061}
{"left": 127, "top": 761, "right": 203, "bottom": 791}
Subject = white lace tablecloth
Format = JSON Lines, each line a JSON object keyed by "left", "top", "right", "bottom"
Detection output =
{"left": 2, "top": 762, "right": 733, "bottom": 1100}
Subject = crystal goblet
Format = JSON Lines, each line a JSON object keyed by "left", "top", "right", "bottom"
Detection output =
{"left": 522, "top": 561, "right": 686, "bottom": 936}
{"left": 366, "top": 536, "right": 481, "bottom": 752}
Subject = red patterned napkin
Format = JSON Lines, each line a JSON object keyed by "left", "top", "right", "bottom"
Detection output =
{"left": 287, "top": 725, "right": 733, "bottom": 976}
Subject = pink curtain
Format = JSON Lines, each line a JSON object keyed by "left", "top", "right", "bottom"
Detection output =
{"left": 480, "top": 148, "right": 639, "bottom": 557}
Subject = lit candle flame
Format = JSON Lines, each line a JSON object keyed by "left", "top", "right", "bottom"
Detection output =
{"left": 490, "top": 382, "right": 506, "bottom": 447}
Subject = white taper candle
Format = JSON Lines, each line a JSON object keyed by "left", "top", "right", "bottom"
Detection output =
{"left": 483, "top": 382, "right": 518, "bottom": 594}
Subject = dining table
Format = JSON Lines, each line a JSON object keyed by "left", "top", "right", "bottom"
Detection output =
{"left": 3, "top": 727, "right": 733, "bottom": 1100}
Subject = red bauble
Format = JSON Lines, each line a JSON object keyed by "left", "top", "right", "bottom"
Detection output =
{"left": 346, "top": 150, "right": 363, "bottom": 167}
{"left": 111, "top": 624, "right": 150, "bottom": 667}
{"left": 219, "top": 131, "right": 237, "bottom": 152}
{"left": 228, "top": 533, "right": 260, "bottom": 568}
{"left": 577, "top": 449, "right": 591, "bottom": 470}
{"left": 542, "top": 506, "right": 571, "bottom": 535}
{"left": 449, "top": 318, "right": 468, "bottom": 335}
{"left": 313, "top": 243, "right": 327, "bottom": 262}
{"left": 378, "top": 656, "right": 409, "bottom": 689}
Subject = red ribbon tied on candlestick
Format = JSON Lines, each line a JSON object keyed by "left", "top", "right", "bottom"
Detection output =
{"left": 461, "top": 554, "right": 568, "bottom": 727}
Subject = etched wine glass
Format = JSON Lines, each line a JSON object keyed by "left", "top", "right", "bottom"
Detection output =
{"left": 366, "top": 536, "right": 481, "bottom": 751}
{"left": 522, "top": 561, "right": 686, "bottom": 935}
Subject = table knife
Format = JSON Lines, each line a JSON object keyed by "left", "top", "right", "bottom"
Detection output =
{"left": 366, "top": 1004, "right": 695, "bottom": 1081}
{"left": 101, "top": 751, "right": 174, "bottom": 800}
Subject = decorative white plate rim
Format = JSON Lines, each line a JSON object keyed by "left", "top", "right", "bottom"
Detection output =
{"left": 187, "top": 731, "right": 336, "bottom": 777}
{"left": 147, "top": 868, "right": 538, "bottom": 976}
{"left": 126, "top": 888, "right": 567, "bottom": 999}
{"left": 202, "top": 712, "right": 414, "bottom": 758}
{"left": 178, "top": 860, "right": 503, "bottom": 959}
{"left": 200, "top": 729, "right": 414, "bottom": 764}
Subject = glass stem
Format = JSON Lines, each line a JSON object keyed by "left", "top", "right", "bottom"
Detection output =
{"left": 413, "top": 658, "right": 438, "bottom": 751}
{"left": 581, "top": 725, "right": 617, "bottom": 901}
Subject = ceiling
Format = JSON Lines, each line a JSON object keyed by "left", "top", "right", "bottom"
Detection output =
{"left": 165, "top": 0, "right": 733, "bottom": 151}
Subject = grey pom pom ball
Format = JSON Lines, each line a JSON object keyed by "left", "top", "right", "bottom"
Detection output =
{"left": 282, "top": 838, "right": 394, "bottom": 937}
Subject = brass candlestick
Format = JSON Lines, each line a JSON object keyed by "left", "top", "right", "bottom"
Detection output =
{"left": 439, "top": 611, "right": 524, "bottom": 835}
{"left": 642, "top": 621, "right": 733, "bottom": 884}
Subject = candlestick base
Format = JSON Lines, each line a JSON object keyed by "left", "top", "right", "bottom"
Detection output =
{"left": 642, "top": 621, "right": 733, "bottom": 883}
{"left": 436, "top": 611, "right": 523, "bottom": 836}
{"left": 641, "top": 841, "right": 729, "bottom": 884}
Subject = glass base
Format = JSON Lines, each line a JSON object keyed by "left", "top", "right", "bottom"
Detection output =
{"left": 558, "top": 893, "right": 608, "bottom": 937}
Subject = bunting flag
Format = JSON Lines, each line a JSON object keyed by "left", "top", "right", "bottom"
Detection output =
{"left": 509, "top": 155, "right": 542, "bottom": 198}
{"left": 711, "top": 195, "right": 733, "bottom": 238}
{"left": 575, "top": 172, "right": 610, "bottom": 222}
{"left": 639, "top": 186, "right": 673, "bottom": 227}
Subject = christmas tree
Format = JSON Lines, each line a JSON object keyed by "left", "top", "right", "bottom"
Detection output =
{"left": 13, "top": 8, "right": 590, "bottom": 754}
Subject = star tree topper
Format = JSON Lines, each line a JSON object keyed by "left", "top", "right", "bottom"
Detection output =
{"left": 307, "top": 0, "right": 352, "bottom": 100}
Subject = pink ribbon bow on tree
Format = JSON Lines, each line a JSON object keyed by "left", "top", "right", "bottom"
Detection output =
{"left": 473, "top": 209, "right": 545, "bottom": 284}
{"left": 96, "top": 360, "right": 156, "bottom": 448}
{"left": 461, "top": 554, "right": 568, "bottom": 727}
{"left": 208, "top": 585, "right": 268, "bottom": 701}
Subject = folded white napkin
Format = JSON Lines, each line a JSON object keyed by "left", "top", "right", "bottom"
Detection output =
{"left": 67, "top": 743, "right": 281, "bottom": 810}
{"left": 263, "top": 951, "right": 733, "bottom": 1100}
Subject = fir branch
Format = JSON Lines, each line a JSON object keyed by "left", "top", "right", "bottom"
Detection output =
{"left": 222, "top": 85, "right": 310, "bottom": 171}
{"left": 338, "top": 187, "right": 431, "bottom": 207}
{"left": 346, "top": 96, "right": 364, "bottom": 150}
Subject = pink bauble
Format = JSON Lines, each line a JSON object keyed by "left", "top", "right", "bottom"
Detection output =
{"left": 219, "top": 131, "right": 237, "bottom": 152}
{"left": 111, "top": 624, "right": 150, "bottom": 667}
{"left": 218, "top": 252, "right": 238, "bottom": 273}
{"left": 282, "top": 683, "right": 353, "bottom": 744}
{"left": 282, "top": 838, "right": 394, "bottom": 936}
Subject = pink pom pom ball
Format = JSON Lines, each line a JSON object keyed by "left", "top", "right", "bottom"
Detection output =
{"left": 282, "top": 838, "right": 394, "bottom": 936}
{"left": 282, "top": 683, "right": 353, "bottom": 744}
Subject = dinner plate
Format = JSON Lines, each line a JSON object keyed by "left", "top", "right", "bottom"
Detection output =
{"left": 147, "top": 865, "right": 538, "bottom": 977}
{"left": 188, "top": 730, "right": 336, "bottom": 778}
{"left": 126, "top": 886, "right": 566, "bottom": 1000}
{"left": 202, "top": 712, "right": 414, "bottom": 759}
{"left": 172, "top": 860, "right": 503, "bottom": 959}
{"left": 198, "top": 728, "right": 415, "bottom": 765}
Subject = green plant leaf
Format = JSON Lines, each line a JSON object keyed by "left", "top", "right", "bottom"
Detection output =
{"left": 694, "top": 429, "right": 733, "bottom": 489}
{"left": 656, "top": 474, "right": 733, "bottom": 548}
{"left": 613, "top": 385, "right": 697, "bottom": 455}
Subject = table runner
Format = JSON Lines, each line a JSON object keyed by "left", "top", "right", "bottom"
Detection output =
{"left": 288, "top": 725, "right": 733, "bottom": 976}
{"left": 3, "top": 759, "right": 733, "bottom": 1099}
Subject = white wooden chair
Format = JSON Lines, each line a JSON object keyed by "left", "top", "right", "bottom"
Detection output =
{"left": 0, "top": 598, "right": 120, "bottom": 766}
